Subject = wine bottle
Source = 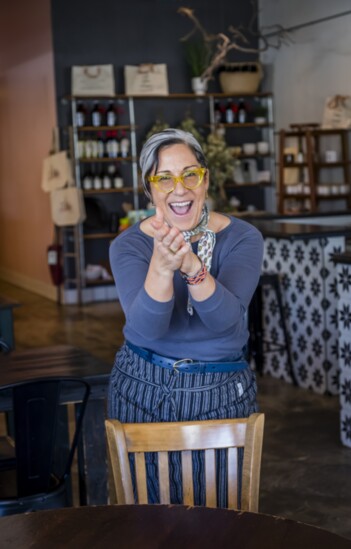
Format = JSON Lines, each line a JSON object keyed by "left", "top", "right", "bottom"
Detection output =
{"left": 107, "top": 131, "right": 119, "bottom": 158}
{"left": 106, "top": 101, "right": 117, "bottom": 126}
{"left": 82, "top": 170, "right": 93, "bottom": 190}
{"left": 214, "top": 100, "right": 222, "bottom": 124}
{"left": 225, "top": 99, "right": 235, "bottom": 123}
{"left": 120, "top": 131, "right": 130, "bottom": 158}
{"left": 237, "top": 99, "right": 247, "bottom": 123}
{"left": 75, "top": 101, "right": 86, "bottom": 127}
{"left": 91, "top": 101, "right": 102, "bottom": 127}
{"left": 102, "top": 171, "right": 112, "bottom": 189}
{"left": 93, "top": 169, "right": 102, "bottom": 190}
{"left": 96, "top": 132, "right": 105, "bottom": 158}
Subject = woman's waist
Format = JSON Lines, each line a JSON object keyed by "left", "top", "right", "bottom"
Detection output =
{"left": 123, "top": 329, "right": 246, "bottom": 362}
{"left": 125, "top": 340, "right": 247, "bottom": 374}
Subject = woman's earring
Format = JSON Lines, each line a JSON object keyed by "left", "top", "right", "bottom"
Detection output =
{"left": 205, "top": 191, "right": 209, "bottom": 199}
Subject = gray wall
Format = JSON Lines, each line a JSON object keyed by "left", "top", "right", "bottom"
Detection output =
{"left": 51, "top": 0, "right": 259, "bottom": 126}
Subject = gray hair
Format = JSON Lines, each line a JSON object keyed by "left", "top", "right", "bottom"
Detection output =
{"left": 139, "top": 128, "right": 208, "bottom": 200}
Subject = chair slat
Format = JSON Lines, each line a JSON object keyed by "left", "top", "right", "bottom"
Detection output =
{"left": 105, "top": 414, "right": 265, "bottom": 512}
{"left": 158, "top": 452, "right": 170, "bottom": 504}
{"left": 227, "top": 447, "right": 238, "bottom": 509}
{"left": 134, "top": 452, "right": 148, "bottom": 504}
{"left": 181, "top": 450, "right": 194, "bottom": 505}
{"left": 204, "top": 449, "right": 216, "bottom": 508}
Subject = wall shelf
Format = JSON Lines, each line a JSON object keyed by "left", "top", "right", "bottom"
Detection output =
{"left": 278, "top": 126, "right": 351, "bottom": 214}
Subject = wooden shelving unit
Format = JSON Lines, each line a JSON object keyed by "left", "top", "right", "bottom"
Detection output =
{"left": 277, "top": 125, "right": 351, "bottom": 214}
{"left": 61, "top": 93, "right": 275, "bottom": 303}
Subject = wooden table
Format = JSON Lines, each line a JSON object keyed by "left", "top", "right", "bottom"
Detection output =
{"left": 0, "top": 345, "right": 111, "bottom": 505}
{"left": 0, "top": 504, "right": 350, "bottom": 548}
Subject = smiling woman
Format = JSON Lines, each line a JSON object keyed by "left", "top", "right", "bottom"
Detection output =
{"left": 107, "top": 128, "right": 264, "bottom": 507}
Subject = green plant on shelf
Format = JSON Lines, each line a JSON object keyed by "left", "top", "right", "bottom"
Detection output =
{"left": 183, "top": 38, "right": 212, "bottom": 78}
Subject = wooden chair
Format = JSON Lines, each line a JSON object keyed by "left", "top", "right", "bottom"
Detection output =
{"left": 105, "top": 413, "right": 264, "bottom": 512}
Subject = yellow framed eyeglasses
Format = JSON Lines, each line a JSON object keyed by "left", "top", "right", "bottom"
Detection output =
{"left": 148, "top": 167, "right": 207, "bottom": 194}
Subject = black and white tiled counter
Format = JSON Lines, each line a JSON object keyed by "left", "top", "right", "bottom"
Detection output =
{"left": 333, "top": 253, "right": 351, "bottom": 448}
{"left": 250, "top": 220, "right": 351, "bottom": 396}
{"left": 249, "top": 219, "right": 351, "bottom": 447}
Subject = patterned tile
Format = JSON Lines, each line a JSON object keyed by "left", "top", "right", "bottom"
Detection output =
{"left": 261, "top": 235, "right": 345, "bottom": 396}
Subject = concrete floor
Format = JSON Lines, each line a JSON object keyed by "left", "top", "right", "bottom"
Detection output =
{"left": 1, "top": 280, "right": 351, "bottom": 540}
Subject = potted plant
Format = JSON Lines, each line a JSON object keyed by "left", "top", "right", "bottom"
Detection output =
{"left": 183, "top": 39, "right": 212, "bottom": 95}
{"left": 253, "top": 104, "right": 268, "bottom": 124}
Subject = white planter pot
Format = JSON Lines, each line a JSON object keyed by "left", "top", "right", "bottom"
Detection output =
{"left": 191, "top": 77, "right": 208, "bottom": 95}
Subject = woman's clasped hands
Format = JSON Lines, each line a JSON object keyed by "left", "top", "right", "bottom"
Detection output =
{"left": 151, "top": 207, "right": 199, "bottom": 276}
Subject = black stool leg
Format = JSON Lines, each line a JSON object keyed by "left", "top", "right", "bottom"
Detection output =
{"left": 248, "top": 286, "right": 264, "bottom": 375}
{"left": 271, "top": 277, "right": 298, "bottom": 386}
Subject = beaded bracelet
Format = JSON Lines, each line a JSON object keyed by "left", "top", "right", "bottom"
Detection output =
{"left": 180, "top": 261, "right": 207, "bottom": 285}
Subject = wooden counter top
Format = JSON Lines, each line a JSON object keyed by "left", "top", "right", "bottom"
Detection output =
{"left": 247, "top": 219, "right": 351, "bottom": 240}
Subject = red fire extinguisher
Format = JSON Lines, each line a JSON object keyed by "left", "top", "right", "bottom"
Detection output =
{"left": 47, "top": 243, "right": 63, "bottom": 286}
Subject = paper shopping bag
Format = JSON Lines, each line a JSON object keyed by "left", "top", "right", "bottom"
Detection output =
{"left": 72, "top": 65, "right": 115, "bottom": 97}
{"left": 124, "top": 64, "right": 169, "bottom": 96}
{"left": 41, "top": 151, "right": 73, "bottom": 193}
{"left": 322, "top": 95, "right": 351, "bottom": 129}
{"left": 50, "top": 186, "right": 86, "bottom": 227}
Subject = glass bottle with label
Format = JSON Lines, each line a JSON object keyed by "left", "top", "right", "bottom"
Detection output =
{"left": 75, "top": 101, "right": 86, "bottom": 127}
{"left": 106, "top": 101, "right": 117, "bottom": 126}
{"left": 120, "top": 131, "right": 130, "bottom": 158}
{"left": 91, "top": 102, "right": 102, "bottom": 127}
{"left": 93, "top": 168, "right": 102, "bottom": 190}
{"left": 225, "top": 99, "right": 235, "bottom": 123}
{"left": 107, "top": 131, "right": 119, "bottom": 158}
{"left": 82, "top": 170, "right": 93, "bottom": 190}
{"left": 84, "top": 139, "right": 93, "bottom": 159}
{"left": 108, "top": 164, "right": 124, "bottom": 189}
{"left": 237, "top": 99, "right": 247, "bottom": 123}
{"left": 96, "top": 132, "right": 105, "bottom": 158}
{"left": 214, "top": 100, "right": 223, "bottom": 124}
{"left": 102, "top": 171, "right": 112, "bottom": 189}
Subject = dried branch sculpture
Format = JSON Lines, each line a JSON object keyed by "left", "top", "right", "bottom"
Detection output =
{"left": 178, "top": 4, "right": 292, "bottom": 81}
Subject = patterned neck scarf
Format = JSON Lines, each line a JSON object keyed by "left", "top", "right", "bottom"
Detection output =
{"left": 182, "top": 204, "right": 216, "bottom": 315}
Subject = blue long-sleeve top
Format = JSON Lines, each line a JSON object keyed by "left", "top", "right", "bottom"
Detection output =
{"left": 109, "top": 215, "right": 263, "bottom": 361}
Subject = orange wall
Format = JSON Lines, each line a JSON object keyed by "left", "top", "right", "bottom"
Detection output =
{"left": 0, "top": 0, "right": 57, "bottom": 299}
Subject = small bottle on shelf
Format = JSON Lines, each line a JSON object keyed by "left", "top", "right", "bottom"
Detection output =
{"left": 82, "top": 170, "right": 93, "bottom": 190}
{"left": 84, "top": 138, "right": 93, "bottom": 159}
{"left": 120, "top": 131, "right": 130, "bottom": 158}
{"left": 237, "top": 99, "right": 247, "bottom": 123}
{"left": 214, "top": 100, "right": 223, "bottom": 124}
{"left": 93, "top": 169, "right": 102, "bottom": 190}
{"left": 91, "top": 101, "right": 102, "bottom": 127}
{"left": 75, "top": 101, "right": 86, "bottom": 127}
{"left": 77, "top": 138, "right": 85, "bottom": 159}
{"left": 90, "top": 136, "right": 99, "bottom": 158}
{"left": 108, "top": 164, "right": 124, "bottom": 189}
{"left": 106, "top": 101, "right": 117, "bottom": 126}
{"left": 96, "top": 132, "right": 105, "bottom": 158}
{"left": 106, "top": 131, "right": 119, "bottom": 158}
{"left": 225, "top": 99, "right": 235, "bottom": 123}
{"left": 102, "top": 171, "right": 112, "bottom": 189}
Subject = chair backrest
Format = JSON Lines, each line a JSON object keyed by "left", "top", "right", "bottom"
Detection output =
{"left": 0, "top": 377, "right": 90, "bottom": 504}
{"left": 105, "top": 413, "right": 264, "bottom": 512}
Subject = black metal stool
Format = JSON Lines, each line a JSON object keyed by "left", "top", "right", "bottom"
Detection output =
{"left": 249, "top": 273, "right": 297, "bottom": 386}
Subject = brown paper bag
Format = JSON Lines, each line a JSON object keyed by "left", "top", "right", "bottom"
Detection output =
{"left": 124, "top": 64, "right": 169, "bottom": 96}
{"left": 72, "top": 65, "right": 115, "bottom": 97}
{"left": 50, "top": 186, "right": 86, "bottom": 226}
